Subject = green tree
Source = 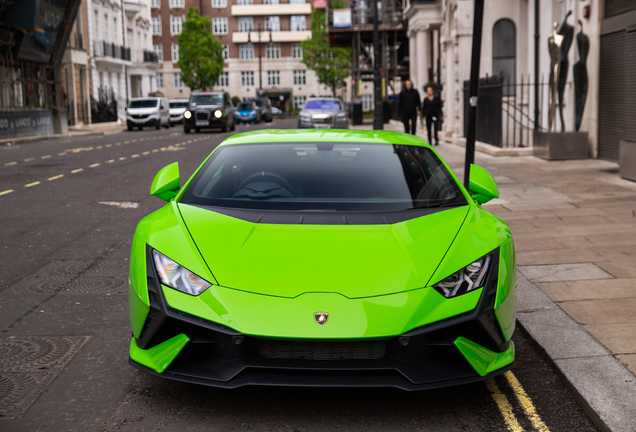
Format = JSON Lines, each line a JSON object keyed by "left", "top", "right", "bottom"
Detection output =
{"left": 301, "top": 4, "right": 351, "bottom": 97}
{"left": 177, "top": 8, "right": 224, "bottom": 91}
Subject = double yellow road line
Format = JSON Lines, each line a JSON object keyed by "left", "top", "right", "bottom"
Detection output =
{"left": 486, "top": 371, "right": 550, "bottom": 432}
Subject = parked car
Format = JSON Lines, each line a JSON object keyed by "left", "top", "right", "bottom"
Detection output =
{"left": 126, "top": 97, "right": 171, "bottom": 131}
{"left": 234, "top": 101, "right": 261, "bottom": 124}
{"left": 249, "top": 97, "right": 273, "bottom": 123}
{"left": 271, "top": 107, "right": 283, "bottom": 115}
{"left": 169, "top": 99, "right": 189, "bottom": 125}
{"left": 183, "top": 91, "right": 235, "bottom": 133}
{"left": 297, "top": 98, "right": 349, "bottom": 129}
{"left": 129, "top": 129, "right": 516, "bottom": 390}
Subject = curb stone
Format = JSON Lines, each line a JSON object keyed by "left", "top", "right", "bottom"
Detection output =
{"left": 516, "top": 272, "right": 636, "bottom": 432}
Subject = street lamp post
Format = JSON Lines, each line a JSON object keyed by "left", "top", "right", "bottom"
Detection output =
{"left": 372, "top": 0, "right": 383, "bottom": 130}
{"left": 248, "top": 24, "right": 272, "bottom": 94}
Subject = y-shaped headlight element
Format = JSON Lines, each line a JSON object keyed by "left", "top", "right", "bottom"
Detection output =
{"left": 433, "top": 252, "right": 494, "bottom": 298}
{"left": 153, "top": 250, "right": 211, "bottom": 296}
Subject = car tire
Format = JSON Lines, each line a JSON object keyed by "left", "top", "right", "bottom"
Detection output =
{"left": 184, "top": 127, "right": 191, "bottom": 134}
{"left": 155, "top": 121, "right": 160, "bottom": 130}
{"left": 195, "top": 128, "right": 200, "bottom": 133}
{"left": 231, "top": 120, "right": 236, "bottom": 131}
{"left": 221, "top": 121, "right": 228, "bottom": 133}
{"left": 127, "top": 125, "right": 133, "bottom": 131}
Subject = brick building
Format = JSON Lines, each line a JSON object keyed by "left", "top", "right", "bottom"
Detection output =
{"left": 151, "top": 0, "right": 327, "bottom": 111}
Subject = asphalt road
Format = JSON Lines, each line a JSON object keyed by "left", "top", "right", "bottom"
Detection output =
{"left": 0, "top": 122, "right": 598, "bottom": 431}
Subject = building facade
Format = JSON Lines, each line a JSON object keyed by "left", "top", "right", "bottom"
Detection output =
{"left": 151, "top": 0, "right": 324, "bottom": 111}
{"left": 405, "top": 0, "right": 634, "bottom": 159}
{"left": 87, "top": 0, "right": 158, "bottom": 122}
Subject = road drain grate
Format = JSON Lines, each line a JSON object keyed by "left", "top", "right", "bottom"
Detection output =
{"left": 0, "top": 335, "right": 90, "bottom": 419}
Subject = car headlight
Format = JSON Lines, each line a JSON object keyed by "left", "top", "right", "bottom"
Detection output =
{"left": 299, "top": 113, "right": 311, "bottom": 121}
{"left": 432, "top": 252, "right": 494, "bottom": 298}
{"left": 214, "top": 110, "right": 222, "bottom": 118}
{"left": 184, "top": 111, "right": 191, "bottom": 119}
{"left": 152, "top": 250, "right": 211, "bottom": 296}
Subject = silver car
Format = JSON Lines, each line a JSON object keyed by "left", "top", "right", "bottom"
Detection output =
{"left": 297, "top": 97, "right": 349, "bottom": 129}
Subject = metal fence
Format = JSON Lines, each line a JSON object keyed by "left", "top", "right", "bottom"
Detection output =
{"left": 464, "top": 74, "right": 551, "bottom": 148}
{"left": 93, "top": 41, "right": 131, "bottom": 61}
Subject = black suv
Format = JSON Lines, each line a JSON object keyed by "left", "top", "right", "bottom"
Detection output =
{"left": 249, "top": 97, "right": 273, "bottom": 123}
{"left": 184, "top": 91, "right": 235, "bottom": 133}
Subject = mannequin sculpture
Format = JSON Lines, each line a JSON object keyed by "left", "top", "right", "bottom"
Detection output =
{"left": 573, "top": 19, "right": 589, "bottom": 132}
{"left": 548, "top": 22, "right": 564, "bottom": 132}
{"left": 557, "top": 11, "right": 574, "bottom": 132}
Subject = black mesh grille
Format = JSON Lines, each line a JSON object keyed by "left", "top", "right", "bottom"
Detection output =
{"left": 196, "top": 112, "right": 208, "bottom": 120}
{"left": 257, "top": 340, "right": 386, "bottom": 360}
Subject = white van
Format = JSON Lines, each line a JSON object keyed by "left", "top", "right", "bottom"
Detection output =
{"left": 126, "top": 97, "right": 170, "bottom": 131}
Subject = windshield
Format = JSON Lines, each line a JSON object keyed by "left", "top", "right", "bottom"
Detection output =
{"left": 180, "top": 143, "right": 467, "bottom": 211}
{"left": 129, "top": 99, "right": 158, "bottom": 108}
{"left": 305, "top": 100, "right": 342, "bottom": 111}
{"left": 170, "top": 101, "right": 187, "bottom": 108}
{"left": 237, "top": 102, "right": 255, "bottom": 110}
{"left": 252, "top": 99, "right": 267, "bottom": 107}
{"left": 190, "top": 94, "right": 223, "bottom": 106}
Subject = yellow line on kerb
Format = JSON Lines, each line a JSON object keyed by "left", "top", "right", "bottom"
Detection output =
{"left": 485, "top": 379, "right": 523, "bottom": 432}
{"left": 505, "top": 371, "right": 550, "bottom": 432}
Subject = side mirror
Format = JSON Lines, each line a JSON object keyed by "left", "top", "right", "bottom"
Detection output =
{"left": 468, "top": 164, "right": 499, "bottom": 205}
{"left": 150, "top": 162, "right": 180, "bottom": 201}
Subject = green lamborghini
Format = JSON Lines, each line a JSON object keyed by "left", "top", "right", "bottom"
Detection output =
{"left": 128, "top": 129, "right": 516, "bottom": 390}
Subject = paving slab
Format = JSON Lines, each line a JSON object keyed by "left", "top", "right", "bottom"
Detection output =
{"left": 517, "top": 248, "right": 608, "bottom": 266}
{"left": 616, "top": 354, "right": 636, "bottom": 376}
{"left": 519, "top": 263, "right": 614, "bottom": 282}
{"left": 584, "top": 324, "right": 636, "bottom": 354}
{"left": 596, "top": 260, "right": 636, "bottom": 278}
{"left": 559, "top": 299, "right": 636, "bottom": 325}
{"left": 536, "top": 278, "right": 636, "bottom": 301}
{"left": 514, "top": 237, "right": 567, "bottom": 251}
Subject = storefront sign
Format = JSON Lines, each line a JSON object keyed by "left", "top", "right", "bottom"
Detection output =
{"left": 333, "top": 9, "right": 352, "bottom": 28}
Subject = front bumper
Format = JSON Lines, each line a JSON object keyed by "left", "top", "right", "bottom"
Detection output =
{"left": 184, "top": 116, "right": 225, "bottom": 129}
{"left": 129, "top": 244, "right": 515, "bottom": 390}
{"left": 170, "top": 114, "right": 184, "bottom": 124}
{"left": 127, "top": 115, "right": 159, "bottom": 126}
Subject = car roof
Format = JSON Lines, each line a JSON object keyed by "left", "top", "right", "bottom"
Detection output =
{"left": 169, "top": 98, "right": 189, "bottom": 102}
{"left": 131, "top": 97, "right": 160, "bottom": 100}
{"left": 191, "top": 91, "right": 223, "bottom": 95}
{"left": 219, "top": 129, "right": 430, "bottom": 147}
{"left": 307, "top": 97, "right": 341, "bottom": 101}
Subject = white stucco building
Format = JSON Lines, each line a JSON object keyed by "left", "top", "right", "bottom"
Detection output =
{"left": 404, "top": 0, "right": 624, "bottom": 158}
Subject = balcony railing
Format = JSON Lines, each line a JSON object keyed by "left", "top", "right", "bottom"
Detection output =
{"left": 93, "top": 40, "right": 131, "bottom": 61}
{"left": 131, "top": 50, "right": 159, "bottom": 63}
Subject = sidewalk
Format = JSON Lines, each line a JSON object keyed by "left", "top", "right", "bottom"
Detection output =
{"left": 0, "top": 121, "right": 126, "bottom": 145}
{"left": 353, "top": 121, "right": 636, "bottom": 431}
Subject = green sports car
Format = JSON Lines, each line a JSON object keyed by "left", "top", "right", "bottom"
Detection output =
{"left": 128, "top": 129, "right": 517, "bottom": 390}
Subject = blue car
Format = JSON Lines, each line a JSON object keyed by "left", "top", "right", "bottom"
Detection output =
{"left": 234, "top": 101, "right": 261, "bottom": 124}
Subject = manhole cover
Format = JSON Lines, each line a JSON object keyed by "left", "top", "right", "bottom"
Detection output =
{"left": 0, "top": 336, "right": 90, "bottom": 419}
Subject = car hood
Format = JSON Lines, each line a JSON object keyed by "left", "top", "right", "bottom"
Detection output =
{"left": 170, "top": 108, "right": 186, "bottom": 115}
{"left": 177, "top": 203, "right": 471, "bottom": 298}
{"left": 237, "top": 110, "right": 255, "bottom": 116}
{"left": 192, "top": 105, "right": 223, "bottom": 110}
{"left": 302, "top": 109, "right": 339, "bottom": 116}
{"left": 127, "top": 107, "right": 158, "bottom": 115}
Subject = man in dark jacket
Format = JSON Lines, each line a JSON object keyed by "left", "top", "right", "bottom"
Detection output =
{"left": 397, "top": 80, "right": 420, "bottom": 135}
{"left": 422, "top": 84, "right": 443, "bottom": 145}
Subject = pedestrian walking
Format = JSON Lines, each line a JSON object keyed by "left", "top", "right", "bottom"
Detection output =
{"left": 422, "top": 84, "right": 443, "bottom": 145}
{"left": 397, "top": 80, "right": 421, "bottom": 135}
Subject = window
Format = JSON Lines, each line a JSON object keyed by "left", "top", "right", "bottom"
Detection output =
{"left": 267, "top": 70, "right": 281, "bottom": 86}
{"left": 222, "top": 44, "right": 229, "bottom": 59}
{"left": 362, "top": 94, "right": 373, "bottom": 111}
{"left": 153, "top": 44, "right": 163, "bottom": 61}
{"left": 238, "top": 17, "right": 253, "bottom": 32}
{"left": 170, "top": 16, "right": 184, "bottom": 35}
{"left": 171, "top": 44, "right": 180, "bottom": 61}
{"left": 94, "top": 10, "right": 100, "bottom": 40}
{"left": 292, "top": 42, "right": 303, "bottom": 59}
{"left": 174, "top": 72, "right": 186, "bottom": 87}
{"left": 291, "top": 16, "right": 306, "bottom": 31}
{"left": 264, "top": 0, "right": 279, "bottom": 4}
{"left": 265, "top": 16, "right": 280, "bottom": 32}
{"left": 293, "top": 70, "right": 306, "bottom": 85}
{"left": 152, "top": 17, "right": 161, "bottom": 35}
{"left": 294, "top": 95, "right": 306, "bottom": 109}
{"left": 212, "top": 0, "right": 227, "bottom": 7}
{"left": 266, "top": 42, "right": 280, "bottom": 59}
{"left": 213, "top": 17, "right": 228, "bottom": 34}
{"left": 241, "top": 71, "right": 254, "bottom": 86}
{"left": 169, "top": 0, "right": 184, "bottom": 7}
{"left": 239, "top": 43, "right": 254, "bottom": 60}
{"left": 237, "top": 0, "right": 252, "bottom": 4}
{"left": 156, "top": 73, "right": 164, "bottom": 88}
{"left": 290, "top": 0, "right": 305, "bottom": 3}
{"left": 113, "top": 17, "right": 118, "bottom": 44}
{"left": 217, "top": 72, "right": 229, "bottom": 87}
{"left": 104, "top": 13, "right": 110, "bottom": 42}
{"left": 493, "top": 19, "right": 516, "bottom": 96}
{"left": 151, "top": 0, "right": 160, "bottom": 7}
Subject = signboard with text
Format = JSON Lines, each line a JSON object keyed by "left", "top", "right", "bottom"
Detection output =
{"left": 333, "top": 9, "right": 352, "bottom": 28}
{"left": 313, "top": 0, "right": 327, "bottom": 9}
